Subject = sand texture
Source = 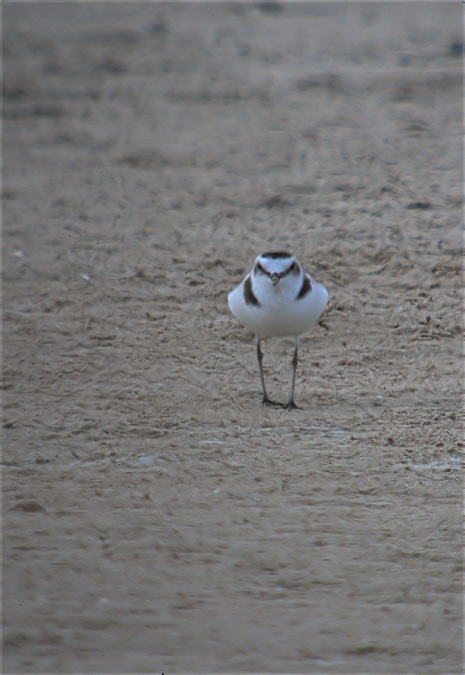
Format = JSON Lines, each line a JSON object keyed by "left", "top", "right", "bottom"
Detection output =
{"left": 4, "top": 3, "right": 463, "bottom": 673}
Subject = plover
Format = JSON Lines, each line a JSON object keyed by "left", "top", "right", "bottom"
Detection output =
{"left": 228, "top": 251, "right": 328, "bottom": 409}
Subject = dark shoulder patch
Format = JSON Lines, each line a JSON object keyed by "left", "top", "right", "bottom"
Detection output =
{"left": 296, "top": 274, "right": 312, "bottom": 300}
{"left": 261, "top": 250, "right": 292, "bottom": 259}
{"left": 244, "top": 275, "right": 261, "bottom": 306}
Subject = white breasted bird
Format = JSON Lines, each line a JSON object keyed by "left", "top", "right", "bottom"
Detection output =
{"left": 228, "top": 250, "right": 328, "bottom": 409}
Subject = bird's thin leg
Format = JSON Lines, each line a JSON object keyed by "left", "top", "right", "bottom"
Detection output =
{"left": 256, "top": 338, "right": 279, "bottom": 406}
{"left": 285, "top": 337, "right": 301, "bottom": 410}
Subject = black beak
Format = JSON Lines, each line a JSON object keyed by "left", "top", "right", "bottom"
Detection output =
{"left": 270, "top": 272, "right": 280, "bottom": 286}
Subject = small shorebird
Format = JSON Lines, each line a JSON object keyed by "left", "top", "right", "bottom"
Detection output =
{"left": 228, "top": 250, "right": 328, "bottom": 409}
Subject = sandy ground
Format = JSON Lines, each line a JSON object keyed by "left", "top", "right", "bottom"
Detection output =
{"left": 3, "top": 3, "right": 463, "bottom": 674}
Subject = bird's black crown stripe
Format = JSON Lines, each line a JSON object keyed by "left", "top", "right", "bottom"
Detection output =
{"left": 244, "top": 275, "right": 261, "bottom": 306}
{"left": 261, "top": 251, "right": 293, "bottom": 259}
{"left": 296, "top": 274, "right": 312, "bottom": 300}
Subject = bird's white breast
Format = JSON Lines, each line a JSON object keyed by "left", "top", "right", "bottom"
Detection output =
{"left": 228, "top": 272, "right": 328, "bottom": 339}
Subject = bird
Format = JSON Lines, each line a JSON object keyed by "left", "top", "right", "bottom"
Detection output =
{"left": 228, "top": 250, "right": 328, "bottom": 409}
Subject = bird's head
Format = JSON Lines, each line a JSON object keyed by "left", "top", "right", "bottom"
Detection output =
{"left": 253, "top": 251, "right": 300, "bottom": 286}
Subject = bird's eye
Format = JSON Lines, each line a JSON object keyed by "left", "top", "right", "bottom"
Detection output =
{"left": 289, "top": 262, "right": 297, "bottom": 272}
{"left": 255, "top": 263, "right": 266, "bottom": 274}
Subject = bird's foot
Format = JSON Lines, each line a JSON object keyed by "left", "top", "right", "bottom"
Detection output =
{"left": 262, "top": 396, "right": 282, "bottom": 408}
{"left": 283, "top": 400, "right": 301, "bottom": 411}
